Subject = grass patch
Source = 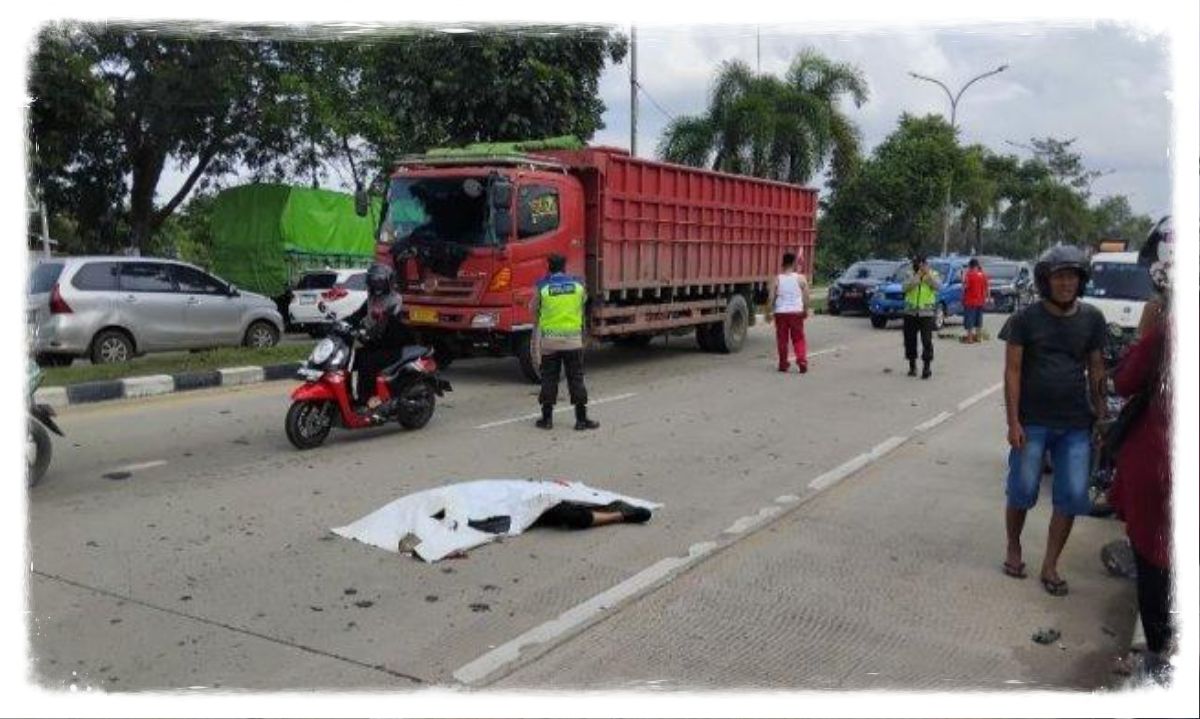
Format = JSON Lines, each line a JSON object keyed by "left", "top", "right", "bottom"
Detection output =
{"left": 41, "top": 344, "right": 313, "bottom": 387}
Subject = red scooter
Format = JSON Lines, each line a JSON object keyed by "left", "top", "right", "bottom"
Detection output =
{"left": 285, "top": 319, "right": 451, "bottom": 449}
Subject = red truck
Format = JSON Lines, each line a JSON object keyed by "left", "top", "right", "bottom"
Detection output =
{"left": 371, "top": 145, "right": 816, "bottom": 381}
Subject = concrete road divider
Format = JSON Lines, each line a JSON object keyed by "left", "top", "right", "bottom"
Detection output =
{"left": 32, "top": 362, "right": 303, "bottom": 408}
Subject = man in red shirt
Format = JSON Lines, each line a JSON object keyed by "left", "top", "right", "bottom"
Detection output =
{"left": 962, "top": 258, "right": 989, "bottom": 343}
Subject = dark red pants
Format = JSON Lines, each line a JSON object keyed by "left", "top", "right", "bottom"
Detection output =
{"left": 774, "top": 312, "right": 807, "bottom": 370}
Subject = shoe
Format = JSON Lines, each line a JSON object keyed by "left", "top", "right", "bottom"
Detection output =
{"left": 603, "top": 500, "right": 651, "bottom": 524}
{"left": 921, "top": 362, "right": 932, "bottom": 379}
{"left": 907, "top": 360, "right": 917, "bottom": 377}
{"left": 535, "top": 404, "right": 553, "bottom": 430}
{"left": 777, "top": 365, "right": 789, "bottom": 373}
{"left": 1040, "top": 576, "right": 1069, "bottom": 596}
{"left": 574, "top": 404, "right": 599, "bottom": 431}
{"left": 798, "top": 363, "right": 808, "bottom": 374}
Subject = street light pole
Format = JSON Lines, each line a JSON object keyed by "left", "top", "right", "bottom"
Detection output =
{"left": 909, "top": 64, "right": 1008, "bottom": 256}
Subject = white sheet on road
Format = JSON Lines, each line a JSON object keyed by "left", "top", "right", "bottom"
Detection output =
{"left": 332, "top": 479, "right": 661, "bottom": 562}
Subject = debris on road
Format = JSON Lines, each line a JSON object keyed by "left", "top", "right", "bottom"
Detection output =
{"left": 1032, "top": 627, "right": 1061, "bottom": 644}
{"left": 332, "top": 479, "right": 660, "bottom": 562}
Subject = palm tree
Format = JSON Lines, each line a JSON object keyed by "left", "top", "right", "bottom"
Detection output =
{"left": 657, "top": 49, "right": 868, "bottom": 185}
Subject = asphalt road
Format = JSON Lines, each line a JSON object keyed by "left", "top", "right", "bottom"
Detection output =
{"left": 26, "top": 311, "right": 1134, "bottom": 692}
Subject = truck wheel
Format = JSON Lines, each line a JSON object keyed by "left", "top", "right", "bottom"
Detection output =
{"left": 870, "top": 314, "right": 888, "bottom": 329}
{"left": 933, "top": 303, "right": 947, "bottom": 331}
{"left": 711, "top": 295, "right": 749, "bottom": 353}
{"left": 514, "top": 332, "right": 542, "bottom": 384}
{"left": 695, "top": 323, "right": 717, "bottom": 351}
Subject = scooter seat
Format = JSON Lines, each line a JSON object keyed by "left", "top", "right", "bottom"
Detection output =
{"left": 381, "top": 345, "right": 433, "bottom": 375}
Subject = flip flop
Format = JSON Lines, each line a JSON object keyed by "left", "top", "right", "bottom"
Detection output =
{"left": 1041, "top": 577, "right": 1069, "bottom": 596}
{"left": 1002, "top": 561, "right": 1027, "bottom": 579}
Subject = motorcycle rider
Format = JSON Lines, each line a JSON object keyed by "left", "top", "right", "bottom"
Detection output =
{"left": 345, "top": 263, "right": 412, "bottom": 417}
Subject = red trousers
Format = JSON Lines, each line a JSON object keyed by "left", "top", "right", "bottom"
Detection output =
{"left": 774, "top": 312, "right": 807, "bottom": 369}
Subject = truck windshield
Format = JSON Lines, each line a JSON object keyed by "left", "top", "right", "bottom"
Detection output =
{"left": 1085, "top": 262, "right": 1154, "bottom": 301}
{"left": 387, "top": 176, "right": 490, "bottom": 246}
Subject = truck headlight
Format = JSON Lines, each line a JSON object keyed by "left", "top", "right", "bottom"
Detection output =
{"left": 471, "top": 312, "right": 500, "bottom": 328}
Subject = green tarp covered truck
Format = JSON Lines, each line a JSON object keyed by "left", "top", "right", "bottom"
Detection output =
{"left": 211, "top": 184, "right": 381, "bottom": 303}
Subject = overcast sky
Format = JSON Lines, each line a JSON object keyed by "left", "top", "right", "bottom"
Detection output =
{"left": 589, "top": 22, "right": 1173, "bottom": 218}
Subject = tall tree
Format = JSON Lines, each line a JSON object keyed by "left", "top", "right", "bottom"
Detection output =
{"left": 657, "top": 49, "right": 868, "bottom": 185}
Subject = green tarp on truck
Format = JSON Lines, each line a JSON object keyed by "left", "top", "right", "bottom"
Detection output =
{"left": 211, "top": 184, "right": 381, "bottom": 298}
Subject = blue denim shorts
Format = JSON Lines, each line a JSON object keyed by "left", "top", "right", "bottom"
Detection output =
{"left": 1006, "top": 425, "right": 1092, "bottom": 516}
{"left": 963, "top": 307, "right": 984, "bottom": 330}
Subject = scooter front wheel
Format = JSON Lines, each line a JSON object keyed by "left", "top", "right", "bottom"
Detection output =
{"left": 286, "top": 400, "right": 335, "bottom": 449}
{"left": 28, "top": 420, "right": 51, "bottom": 487}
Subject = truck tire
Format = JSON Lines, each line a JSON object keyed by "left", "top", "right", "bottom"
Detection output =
{"left": 695, "top": 323, "right": 717, "bottom": 351}
{"left": 711, "top": 295, "right": 749, "bottom": 354}
{"left": 514, "top": 332, "right": 542, "bottom": 384}
{"left": 870, "top": 314, "right": 888, "bottom": 329}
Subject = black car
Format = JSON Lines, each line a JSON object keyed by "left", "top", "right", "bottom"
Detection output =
{"left": 827, "top": 259, "right": 906, "bottom": 315}
{"left": 981, "top": 260, "right": 1034, "bottom": 313}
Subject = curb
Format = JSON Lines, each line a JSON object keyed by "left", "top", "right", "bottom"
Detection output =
{"left": 33, "top": 362, "right": 303, "bottom": 409}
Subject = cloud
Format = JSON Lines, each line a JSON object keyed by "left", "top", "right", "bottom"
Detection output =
{"left": 596, "top": 22, "right": 1172, "bottom": 216}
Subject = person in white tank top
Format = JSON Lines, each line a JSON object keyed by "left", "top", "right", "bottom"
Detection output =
{"left": 765, "top": 251, "right": 811, "bottom": 373}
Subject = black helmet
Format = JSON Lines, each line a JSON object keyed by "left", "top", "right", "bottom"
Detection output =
{"left": 1033, "top": 244, "right": 1089, "bottom": 300}
{"left": 366, "top": 263, "right": 394, "bottom": 298}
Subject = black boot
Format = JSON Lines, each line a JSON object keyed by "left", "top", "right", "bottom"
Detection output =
{"left": 907, "top": 359, "right": 917, "bottom": 377}
{"left": 574, "top": 404, "right": 599, "bottom": 431}
{"left": 921, "top": 361, "right": 932, "bottom": 379}
{"left": 535, "top": 404, "right": 554, "bottom": 430}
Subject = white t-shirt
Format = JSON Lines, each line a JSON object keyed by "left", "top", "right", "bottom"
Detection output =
{"left": 774, "top": 272, "right": 805, "bottom": 313}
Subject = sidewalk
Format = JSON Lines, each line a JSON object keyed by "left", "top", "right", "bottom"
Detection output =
{"left": 496, "top": 389, "right": 1137, "bottom": 691}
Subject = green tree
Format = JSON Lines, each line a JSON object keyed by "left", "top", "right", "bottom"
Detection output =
{"left": 657, "top": 49, "right": 868, "bottom": 185}
{"left": 29, "top": 24, "right": 308, "bottom": 252}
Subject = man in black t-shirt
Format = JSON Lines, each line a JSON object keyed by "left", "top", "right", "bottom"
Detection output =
{"left": 1000, "top": 245, "right": 1107, "bottom": 597}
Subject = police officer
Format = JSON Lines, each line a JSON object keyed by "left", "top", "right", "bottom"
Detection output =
{"left": 531, "top": 254, "right": 598, "bottom": 430}
{"left": 902, "top": 255, "right": 941, "bottom": 378}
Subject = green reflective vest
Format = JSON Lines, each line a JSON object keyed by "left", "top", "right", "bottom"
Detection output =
{"left": 904, "top": 271, "right": 940, "bottom": 312}
{"left": 537, "top": 274, "right": 585, "bottom": 337}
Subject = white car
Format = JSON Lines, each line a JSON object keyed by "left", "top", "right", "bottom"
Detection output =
{"left": 288, "top": 269, "right": 369, "bottom": 337}
{"left": 1082, "top": 252, "right": 1154, "bottom": 333}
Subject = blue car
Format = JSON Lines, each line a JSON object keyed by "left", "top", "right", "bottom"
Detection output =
{"left": 867, "top": 257, "right": 967, "bottom": 330}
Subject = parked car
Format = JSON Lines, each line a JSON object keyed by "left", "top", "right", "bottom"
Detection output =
{"left": 1081, "top": 251, "right": 1154, "bottom": 335}
{"left": 980, "top": 260, "right": 1034, "bottom": 313}
{"left": 826, "top": 259, "right": 906, "bottom": 316}
{"left": 287, "top": 268, "right": 369, "bottom": 337}
{"left": 867, "top": 257, "right": 967, "bottom": 330}
{"left": 27, "top": 256, "right": 284, "bottom": 366}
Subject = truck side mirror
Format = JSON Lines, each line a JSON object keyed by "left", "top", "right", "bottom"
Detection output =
{"left": 354, "top": 190, "right": 370, "bottom": 217}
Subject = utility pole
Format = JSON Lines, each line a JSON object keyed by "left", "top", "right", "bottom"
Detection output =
{"left": 909, "top": 64, "right": 1008, "bottom": 256}
{"left": 630, "top": 25, "right": 638, "bottom": 156}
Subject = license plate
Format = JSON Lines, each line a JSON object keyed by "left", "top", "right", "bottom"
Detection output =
{"left": 299, "top": 295, "right": 316, "bottom": 305}
{"left": 410, "top": 307, "right": 438, "bottom": 324}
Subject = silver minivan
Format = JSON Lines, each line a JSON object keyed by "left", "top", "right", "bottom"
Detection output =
{"left": 28, "top": 256, "right": 284, "bottom": 365}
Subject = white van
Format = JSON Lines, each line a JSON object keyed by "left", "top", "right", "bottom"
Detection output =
{"left": 1082, "top": 251, "right": 1154, "bottom": 332}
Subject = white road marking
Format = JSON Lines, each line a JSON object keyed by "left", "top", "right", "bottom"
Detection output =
{"left": 108, "top": 460, "right": 168, "bottom": 474}
{"left": 453, "top": 385, "right": 986, "bottom": 687}
{"left": 721, "top": 505, "right": 783, "bottom": 535}
{"left": 914, "top": 411, "right": 954, "bottom": 433}
{"left": 474, "top": 393, "right": 638, "bottom": 429}
{"left": 453, "top": 540, "right": 718, "bottom": 685}
{"left": 957, "top": 382, "right": 1002, "bottom": 411}
{"left": 807, "top": 345, "right": 846, "bottom": 358}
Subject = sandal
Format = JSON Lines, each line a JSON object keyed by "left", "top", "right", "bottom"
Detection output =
{"left": 1002, "top": 561, "right": 1027, "bottom": 579}
{"left": 1041, "top": 576, "right": 1069, "bottom": 596}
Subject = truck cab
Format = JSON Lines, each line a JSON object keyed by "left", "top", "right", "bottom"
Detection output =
{"left": 372, "top": 156, "right": 585, "bottom": 375}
